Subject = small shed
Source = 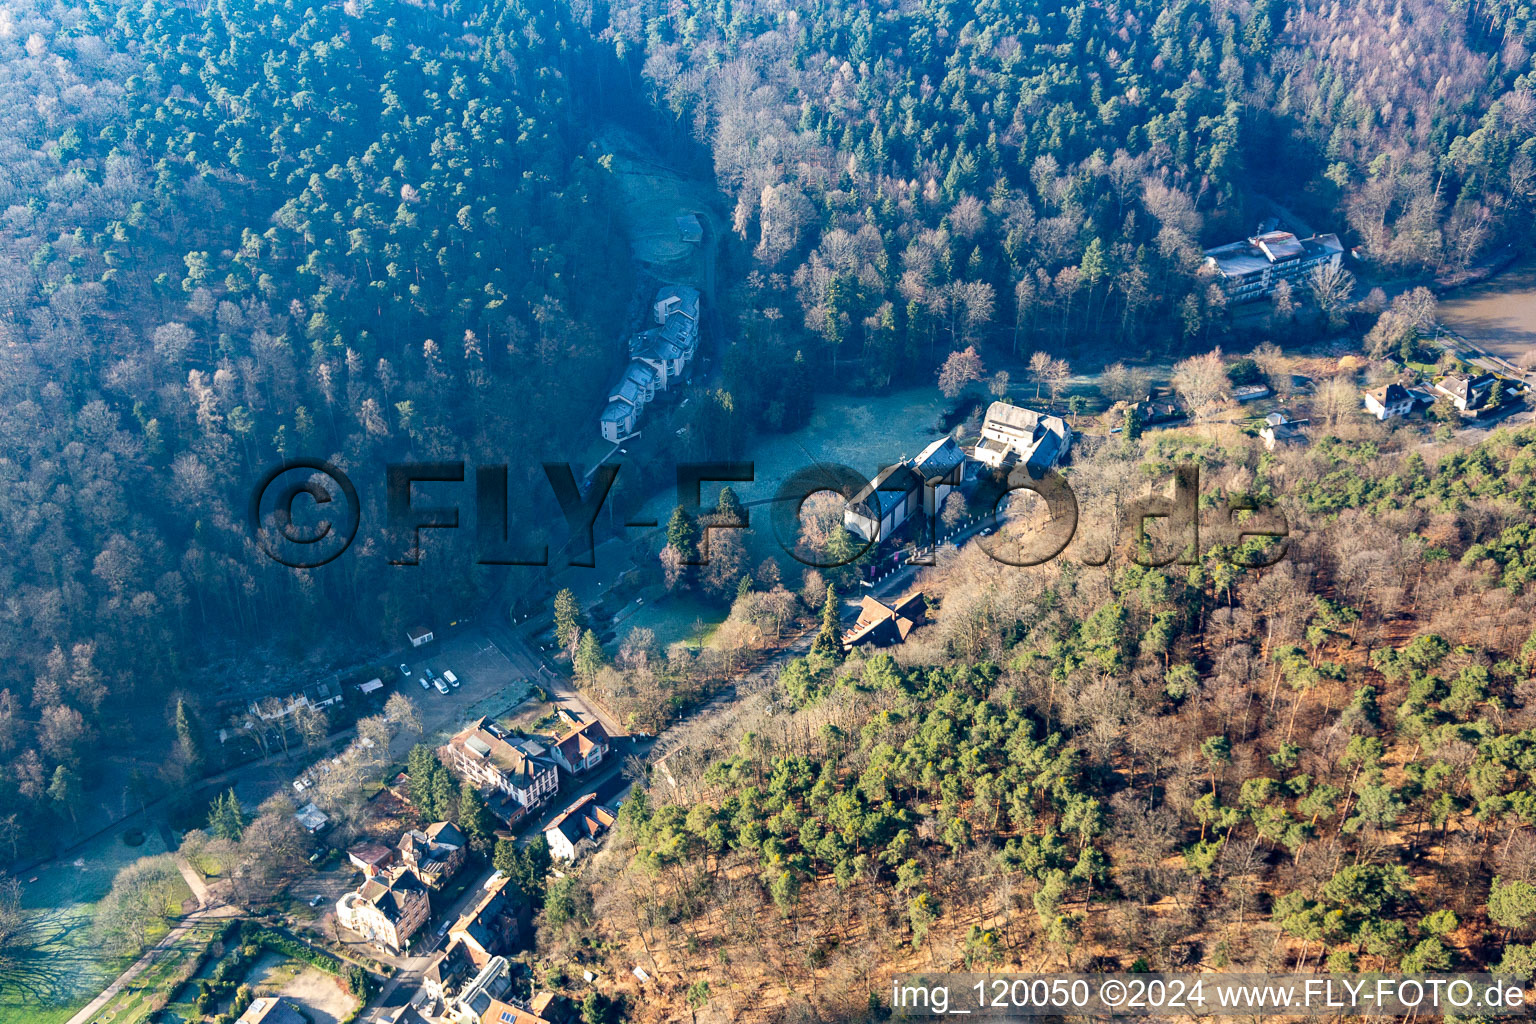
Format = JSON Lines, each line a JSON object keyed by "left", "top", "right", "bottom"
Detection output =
{"left": 407, "top": 626, "right": 434, "bottom": 647}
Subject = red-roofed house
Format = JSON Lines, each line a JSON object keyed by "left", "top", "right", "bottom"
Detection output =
{"left": 347, "top": 840, "right": 396, "bottom": 879}
{"left": 549, "top": 716, "right": 610, "bottom": 777}
{"left": 842, "top": 592, "right": 927, "bottom": 650}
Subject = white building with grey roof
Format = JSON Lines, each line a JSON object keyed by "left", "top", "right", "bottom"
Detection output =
{"left": 1202, "top": 230, "right": 1343, "bottom": 302}
{"left": 971, "top": 401, "right": 1072, "bottom": 477}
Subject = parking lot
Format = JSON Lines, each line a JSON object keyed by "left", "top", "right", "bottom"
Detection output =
{"left": 396, "top": 629, "right": 538, "bottom": 743}
{"left": 225, "top": 627, "right": 539, "bottom": 820}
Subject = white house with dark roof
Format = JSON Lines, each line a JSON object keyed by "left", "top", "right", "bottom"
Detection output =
{"left": 543, "top": 793, "right": 618, "bottom": 862}
{"left": 1433, "top": 372, "right": 1499, "bottom": 414}
{"left": 550, "top": 713, "right": 611, "bottom": 776}
{"left": 336, "top": 869, "right": 429, "bottom": 953}
{"left": 599, "top": 400, "right": 638, "bottom": 442}
{"left": 1203, "top": 231, "right": 1344, "bottom": 302}
{"left": 842, "top": 436, "right": 966, "bottom": 543}
{"left": 442, "top": 719, "right": 559, "bottom": 824}
{"left": 1364, "top": 382, "right": 1415, "bottom": 420}
{"left": 971, "top": 401, "right": 1072, "bottom": 477}
{"left": 843, "top": 462, "right": 924, "bottom": 543}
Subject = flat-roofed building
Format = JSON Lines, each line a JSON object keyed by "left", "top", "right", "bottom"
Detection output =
{"left": 1203, "top": 231, "right": 1344, "bottom": 301}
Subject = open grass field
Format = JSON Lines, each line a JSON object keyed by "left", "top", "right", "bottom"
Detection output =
{"left": 0, "top": 828, "right": 198, "bottom": 1024}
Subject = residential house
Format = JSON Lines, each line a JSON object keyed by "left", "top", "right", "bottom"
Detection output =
{"left": 1433, "top": 372, "right": 1499, "bottom": 415}
{"left": 629, "top": 327, "right": 689, "bottom": 388}
{"left": 398, "top": 821, "right": 468, "bottom": 890}
{"left": 599, "top": 400, "right": 638, "bottom": 443}
{"left": 336, "top": 870, "right": 430, "bottom": 953}
{"left": 442, "top": 719, "right": 560, "bottom": 822}
{"left": 236, "top": 998, "right": 307, "bottom": 1024}
{"left": 1131, "top": 392, "right": 1181, "bottom": 426}
{"left": 407, "top": 626, "right": 434, "bottom": 647}
{"left": 843, "top": 592, "right": 927, "bottom": 650}
{"left": 549, "top": 713, "right": 610, "bottom": 776}
{"left": 612, "top": 362, "right": 659, "bottom": 408}
{"left": 445, "top": 955, "right": 514, "bottom": 1023}
{"left": 1203, "top": 231, "right": 1345, "bottom": 301}
{"left": 347, "top": 840, "right": 396, "bottom": 879}
{"left": 248, "top": 680, "right": 344, "bottom": 722}
{"left": 1259, "top": 412, "right": 1308, "bottom": 451}
{"left": 543, "top": 793, "right": 618, "bottom": 862}
{"left": 654, "top": 284, "right": 701, "bottom": 327}
{"left": 598, "top": 285, "right": 701, "bottom": 441}
{"left": 478, "top": 996, "right": 557, "bottom": 1024}
{"left": 448, "top": 874, "right": 521, "bottom": 968}
{"left": 841, "top": 435, "right": 969, "bottom": 543}
{"left": 1364, "top": 382, "right": 1415, "bottom": 420}
{"left": 971, "top": 401, "right": 1072, "bottom": 477}
{"left": 911, "top": 435, "right": 967, "bottom": 516}
{"left": 422, "top": 940, "right": 476, "bottom": 1005}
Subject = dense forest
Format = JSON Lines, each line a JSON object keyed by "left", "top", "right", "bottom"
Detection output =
{"left": 613, "top": 0, "right": 1536, "bottom": 436}
{"left": 569, "top": 421, "right": 1536, "bottom": 1021}
{"left": 0, "top": 0, "right": 631, "bottom": 863}
{"left": 0, "top": 0, "right": 1534, "bottom": 1002}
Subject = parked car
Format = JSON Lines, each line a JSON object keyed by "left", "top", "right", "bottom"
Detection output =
{"left": 433, "top": 678, "right": 450, "bottom": 695}
{"left": 442, "top": 669, "right": 459, "bottom": 688}
{"left": 398, "top": 663, "right": 410, "bottom": 676}
{"left": 419, "top": 676, "right": 430, "bottom": 690}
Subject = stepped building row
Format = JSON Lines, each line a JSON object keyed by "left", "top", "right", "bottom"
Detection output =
{"left": 599, "top": 285, "right": 701, "bottom": 442}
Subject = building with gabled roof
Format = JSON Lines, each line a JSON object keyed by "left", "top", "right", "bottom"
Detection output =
{"left": 543, "top": 793, "right": 618, "bottom": 862}
{"left": 549, "top": 714, "right": 611, "bottom": 776}
{"left": 842, "top": 436, "right": 966, "bottom": 543}
{"left": 971, "top": 401, "right": 1071, "bottom": 477}
{"left": 449, "top": 873, "right": 522, "bottom": 968}
{"left": 336, "top": 868, "right": 429, "bottom": 953}
{"left": 347, "top": 840, "right": 396, "bottom": 878}
{"left": 398, "top": 821, "right": 467, "bottom": 889}
{"left": 1364, "top": 382, "right": 1415, "bottom": 420}
{"left": 1433, "top": 372, "right": 1499, "bottom": 414}
{"left": 423, "top": 938, "right": 477, "bottom": 1004}
{"left": 843, "top": 592, "right": 927, "bottom": 650}
{"left": 442, "top": 719, "right": 560, "bottom": 822}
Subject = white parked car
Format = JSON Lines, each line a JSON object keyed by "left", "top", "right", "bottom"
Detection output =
{"left": 442, "top": 670, "right": 459, "bottom": 687}
{"left": 433, "top": 679, "right": 449, "bottom": 695}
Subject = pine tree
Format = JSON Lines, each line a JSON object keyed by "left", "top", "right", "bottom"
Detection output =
{"left": 810, "top": 583, "right": 843, "bottom": 662}
{"left": 666, "top": 506, "right": 698, "bottom": 561}
{"left": 458, "top": 781, "right": 494, "bottom": 849}
{"left": 553, "top": 588, "right": 582, "bottom": 649}
{"left": 208, "top": 788, "right": 245, "bottom": 841}
{"left": 407, "top": 744, "right": 441, "bottom": 820}
{"left": 717, "top": 486, "right": 745, "bottom": 526}
{"left": 174, "top": 697, "right": 204, "bottom": 775}
{"left": 574, "top": 630, "right": 605, "bottom": 682}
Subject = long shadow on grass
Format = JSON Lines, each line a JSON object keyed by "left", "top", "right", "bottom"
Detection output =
{"left": 0, "top": 909, "right": 114, "bottom": 1005}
